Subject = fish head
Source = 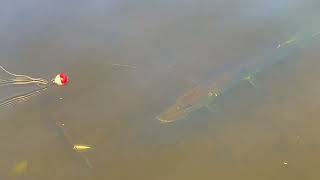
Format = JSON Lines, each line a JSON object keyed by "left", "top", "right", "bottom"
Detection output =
{"left": 157, "top": 86, "right": 211, "bottom": 123}
{"left": 156, "top": 100, "right": 194, "bottom": 123}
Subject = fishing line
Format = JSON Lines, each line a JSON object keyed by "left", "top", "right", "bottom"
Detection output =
{"left": 0, "top": 65, "right": 93, "bottom": 169}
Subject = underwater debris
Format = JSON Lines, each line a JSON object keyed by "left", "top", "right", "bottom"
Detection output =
{"left": 110, "top": 63, "right": 137, "bottom": 69}
{"left": 12, "top": 160, "right": 28, "bottom": 175}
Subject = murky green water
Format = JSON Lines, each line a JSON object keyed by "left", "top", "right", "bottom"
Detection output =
{"left": 1, "top": 0, "right": 320, "bottom": 179}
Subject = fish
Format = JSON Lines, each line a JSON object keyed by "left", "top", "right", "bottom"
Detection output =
{"left": 73, "top": 144, "right": 93, "bottom": 152}
{"left": 157, "top": 33, "right": 319, "bottom": 123}
{"left": 156, "top": 63, "right": 255, "bottom": 123}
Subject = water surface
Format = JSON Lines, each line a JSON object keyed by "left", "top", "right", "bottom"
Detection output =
{"left": 1, "top": 0, "right": 320, "bottom": 179}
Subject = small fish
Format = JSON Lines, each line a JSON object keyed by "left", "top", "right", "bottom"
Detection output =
{"left": 73, "top": 145, "right": 92, "bottom": 152}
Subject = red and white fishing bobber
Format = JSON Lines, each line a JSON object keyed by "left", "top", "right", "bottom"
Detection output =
{"left": 52, "top": 73, "right": 69, "bottom": 86}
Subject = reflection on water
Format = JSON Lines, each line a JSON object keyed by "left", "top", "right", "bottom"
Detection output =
{"left": 1, "top": 0, "right": 320, "bottom": 179}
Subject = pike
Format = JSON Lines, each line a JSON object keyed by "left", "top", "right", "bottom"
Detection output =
{"left": 156, "top": 63, "right": 259, "bottom": 123}
{"left": 156, "top": 33, "right": 318, "bottom": 123}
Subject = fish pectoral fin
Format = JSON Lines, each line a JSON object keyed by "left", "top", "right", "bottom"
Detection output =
{"left": 243, "top": 75, "right": 257, "bottom": 88}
